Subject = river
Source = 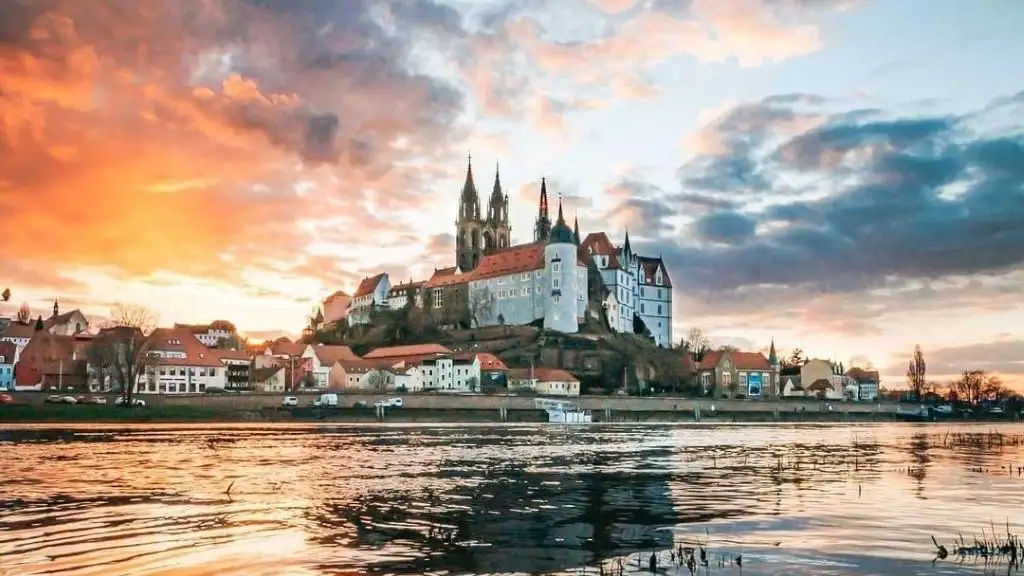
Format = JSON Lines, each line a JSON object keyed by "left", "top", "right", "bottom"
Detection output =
{"left": 0, "top": 422, "right": 1022, "bottom": 575}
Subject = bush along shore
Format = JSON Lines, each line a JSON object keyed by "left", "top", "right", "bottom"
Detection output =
{"left": 0, "top": 402, "right": 914, "bottom": 424}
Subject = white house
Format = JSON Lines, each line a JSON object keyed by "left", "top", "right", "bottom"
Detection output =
{"left": 392, "top": 366, "right": 425, "bottom": 392}
{"left": 386, "top": 280, "right": 424, "bottom": 310}
{"left": 174, "top": 320, "right": 237, "bottom": 347}
{"left": 348, "top": 273, "right": 391, "bottom": 326}
{"left": 327, "top": 358, "right": 379, "bottom": 390}
{"left": 636, "top": 256, "right": 673, "bottom": 348}
{"left": 302, "top": 344, "right": 359, "bottom": 389}
{"left": 251, "top": 365, "right": 286, "bottom": 392}
{"left": 137, "top": 328, "right": 226, "bottom": 394}
{"left": 507, "top": 367, "right": 580, "bottom": 396}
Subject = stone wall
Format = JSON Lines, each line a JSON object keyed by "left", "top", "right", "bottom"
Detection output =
{"left": 10, "top": 391, "right": 899, "bottom": 414}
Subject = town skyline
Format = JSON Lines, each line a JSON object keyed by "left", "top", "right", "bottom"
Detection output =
{"left": 1, "top": 1, "right": 1022, "bottom": 388}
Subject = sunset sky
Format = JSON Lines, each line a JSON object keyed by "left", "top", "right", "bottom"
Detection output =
{"left": 1, "top": 0, "right": 1022, "bottom": 388}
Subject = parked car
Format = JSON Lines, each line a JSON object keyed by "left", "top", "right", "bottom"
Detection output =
{"left": 353, "top": 400, "right": 369, "bottom": 408}
{"left": 375, "top": 397, "right": 403, "bottom": 408}
{"left": 0, "top": 393, "right": 13, "bottom": 404}
{"left": 934, "top": 404, "right": 954, "bottom": 414}
{"left": 989, "top": 406, "right": 1004, "bottom": 414}
{"left": 91, "top": 396, "right": 108, "bottom": 405}
{"left": 45, "top": 394, "right": 63, "bottom": 404}
{"left": 281, "top": 396, "right": 299, "bottom": 407}
{"left": 114, "top": 397, "right": 146, "bottom": 407}
{"left": 60, "top": 396, "right": 78, "bottom": 404}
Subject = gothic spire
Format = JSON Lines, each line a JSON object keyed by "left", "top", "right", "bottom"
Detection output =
{"left": 623, "top": 228, "right": 632, "bottom": 254}
{"left": 459, "top": 154, "right": 479, "bottom": 220}
{"left": 52, "top": 298, "right": 59, "bottom": 318}
{"left": 534, "top": 177, "right": 552, "bottom": 242}
{"left": 556, "top": 194, "right": 565, "bottom": 225}
{"left": 573, "top": 214, "right": 580, "bottom": 245}
{"left": 539, "top": 177, "right": 549, "bottom": 218}
{"left": 768, "top": 339, "right": 778, "bottom": 366}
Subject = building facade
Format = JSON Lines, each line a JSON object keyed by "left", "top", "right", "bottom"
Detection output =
{"left": 137, "top": 328, "right": 226, "bottom": 394}
{"left": 0, "top": 341, "right": 15, "bottom": 390}
{"left": 348, "top": 273, "right": 391, "bottom": 326}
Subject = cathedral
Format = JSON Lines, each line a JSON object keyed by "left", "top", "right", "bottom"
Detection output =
{"left": 349, "top": 157, "right": 674, "bottom": 344}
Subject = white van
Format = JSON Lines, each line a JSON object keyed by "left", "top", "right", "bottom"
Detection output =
{"left": 313, "top": 393, "right": 339, "bottom": 407}
{"left": 375, "top": 397, "right": 403, "bottom": 408}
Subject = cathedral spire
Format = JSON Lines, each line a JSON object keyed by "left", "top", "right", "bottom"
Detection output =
{"left": 556, "top": 194, "right": 565, "bottom": 225}
{"left": 534, "top": 177, "right": 552, "bottom": 242}
{"left": 768, "top": 339, "right": 778, "bottom": 366}
{"left": 623, "top": 228, "right": 632, "bottom": 253}
{"left": 573, "top": 214, "right": 580, "bottom": 245}
{"left": 539, "top": 177, "right": 549, "bottom": 218}
{"left": 459, "top": 154, "right": 479, "bottom": 220}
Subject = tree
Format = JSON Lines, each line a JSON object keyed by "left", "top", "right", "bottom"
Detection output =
{"left": 785, "top": 348, "right": 806, "bottom": 368}
{"left": 16, "top": 303, "right": 30, "bottom": 324}
{"left": 366, "top": 369, "right": 388, "bottom": 391}
{"left": 466, "top": 376, "right": 479, "bottom": 393}
{"left": 2, "top": 288, "right": 10, "bottom": 302}
{"left": 953, "top": 370, "right": 987, "bottom": 405}
{"left": 468, "top": 287, "right": 496, "bottom": 328}
{"left": 682, "top": 327, "right": 711, "bottom": 361}
{"left": 87, "top": 303, "right": 157, "bottom": 406}
{"left": 215, "top": 334, "right": 246, "bottom": 350}
{"left": 34, "top": 315, "right": 43, "bottom": 331}
{"left": 905, "top": 345, "right": 926, "bottom": 401}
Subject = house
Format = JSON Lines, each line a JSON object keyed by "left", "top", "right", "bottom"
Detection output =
{"left": 136, "top": 328, "right": 226, "bottom": 394}
{"left": 474, "top": 352, "right": 509, "bottom": 390}
{"left": 327, "top": 358, "right": 378, "bottom": 390}
{"left": 386, "top": 280, "right": 424, "bottom": 310}
{"left": 14, "top": 332, "right": 92, "bottom": 391}
{"left": 0, "top": 321, "right": 35, "bottom": 363}
{"left": 250, "top": 366, "right": 286, "bottom": 392}
{"left": 213, "top": 348, "right": 251, "bottom": 391}
{"left": 781, "top": 375, "right": 805, "bottom": 398}
{"left": 302, "top": 344, "right": 360, "bottom": 389}
{"left": 392, "top": 366, "right": 425, "bottom": 392}
{"left": 85, "top": 325, "right": 146, "bottom": 392}
{"left": 507, "top": 367, "right": 581, "bottom": 396}
{"left": 173, "top": 320, "right": 237, "bottom": 347}
{"left": 845, "top": 367, "right": 880, "bottom": 401}
{"left": 322, "top": 290, "right": 351, "bottom": 325}
{"left": 635, "top": 256, "right": 673, "bottom": 348}
{"left": 347, "top": 273, "right": 391, "bottom": 326}
{"left": 44, "top": 301, "right": 90, "bottom": 336}
{"left": 260, "top": 338, "right": 308, "bottom": 389}
{"left": 800, "top": 359, "right": 846, "bottom": 400}
{"left": 694, "top": 349, "right": 779, "bottom": 399}
{"left": 0, "top": 341, "right": 15, "bottom": 390}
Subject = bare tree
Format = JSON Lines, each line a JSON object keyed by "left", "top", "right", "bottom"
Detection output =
{"left": 365, "top": 369, "right": 388, "bottom": 391}
{"left": 15, "top": 303, "right": 30, "bottom": 324}
{"left": 468, "top": 287, "right": 496, "bottom": 328}
{"left": 906, "top": 345, "right": 926, "bottom": 401}
{"left": 86, "top": 303, "right": 158, "bottom": 406}
{"left": 682, "top": 327, "right": 711, "bottom": 361}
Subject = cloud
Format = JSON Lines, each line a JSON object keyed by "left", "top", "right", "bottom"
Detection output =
{"left": 881, "top": 339, "right": 1024, "bottom": 382}
{"left": 0, "top": 0, "right": 469, "bottom": 303}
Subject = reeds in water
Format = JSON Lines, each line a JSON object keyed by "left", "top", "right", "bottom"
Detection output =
{"left": 931, "top": 521, "right": 1022, "bottom": 569}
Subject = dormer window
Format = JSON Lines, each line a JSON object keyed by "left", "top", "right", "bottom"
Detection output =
{"left": 168, "top": 338, "right": 181, "bottom": 345}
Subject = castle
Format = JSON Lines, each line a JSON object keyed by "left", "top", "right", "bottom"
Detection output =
{"left": 346, "top": 158, "right": 674, "bottom": 346}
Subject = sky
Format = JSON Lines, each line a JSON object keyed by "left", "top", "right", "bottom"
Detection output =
{"left": 1, "top": 0, "right": 1023, "bottom": 389}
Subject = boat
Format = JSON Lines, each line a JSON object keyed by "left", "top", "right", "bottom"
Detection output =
{"left": 535, "top": 397, "right": 593, "bottom": 424}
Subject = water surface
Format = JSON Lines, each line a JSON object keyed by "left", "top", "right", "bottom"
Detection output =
{"left": 1, "top": 422, "right": 1022, "bottom": 575}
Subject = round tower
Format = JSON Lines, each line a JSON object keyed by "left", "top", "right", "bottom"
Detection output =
{"left": 543, "top": 198, "right": 579, "bottom": 334}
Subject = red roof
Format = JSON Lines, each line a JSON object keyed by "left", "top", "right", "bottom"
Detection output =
{"left": 147, "top": 328, "right": 224, "bottom": 367}
{"left": 699, "top": 350, "right": 771, "bottom": 371}
{"left": 354, "top": 273, "right": 386, "bottom": 298}
{"left": 638, "top": 256, "right": 672, "bottom": 288}
{"left": 310, "top": 344, "right": 360, "bottom": 365}
{"left": 268, "top": 340, "right": 305, "bottom": 357}
{"left": 475, "top": 352, "right": 508, "bottom": 371}
{"left": 0, "top": 341, "right": 16, "bottom": 364}
{"left": 507, "top": 367, "right": 579, "bottom": 383}
{"left": 1, "top": 322, "right": 37, "bottom": 339}
{"left": 363, "top": 343, "right": 452, "bottom": 360}
{"left": 471, "top": 243, "right": 546, "bottom": 281}
{"left": 581, "top": 232, "right": 621, "bottom": 269}
{"left": 324, "top": 290, "right": 350, "bottom": 302}
{"left": 212, "top": 348, "right": 250, "bottom": 361}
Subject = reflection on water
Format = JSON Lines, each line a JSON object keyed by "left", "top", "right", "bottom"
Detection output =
{"left": 1, "top": 423, "right": 1023, "bottom": 575}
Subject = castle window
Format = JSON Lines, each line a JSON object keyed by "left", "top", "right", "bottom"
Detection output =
{"left": 552, "top": 261, "right": 562, "bottom": 272}
{"left": 536, "top": 286, "right": 541, "bottom": 294}
{"left": 434, "top": 290, "right": 443, "bottom": 308}
{"left": 553, "top": 293, "right": 561, "bottom": 303}
{"left": 553, "top": 278, "right": 560, "bottom": 289}
{"left": 657, "top": 304, "right": 662, "bottom": 314}
{"left": 640, "top": 287, "right": 645, "bottom": 297}
{"left": 521, "top": 273, "right": 529, "bottom": 281}
{"left": 640, "top": 303, "right": 645, "bottom": 314}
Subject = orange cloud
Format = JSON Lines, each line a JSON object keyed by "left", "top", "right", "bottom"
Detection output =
{"left": 0, "top": 0, "right": 470, "bottom": 322}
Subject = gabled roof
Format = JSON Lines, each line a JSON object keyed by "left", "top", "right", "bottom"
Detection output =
{"left": 324, "top": 290, "right": 350, "bottom": 303}
{"left": 310, "top": 344, "right": 360, "bottom": 365}
{"left": 43, "top": 309, "right": 88, "bottom": 331}
{"left": 387, "top": 280, "right": 424, "bottom": 297}
{"left": 212, "top": 348, "right": 250, "bottom": 362}
{"left": 845, "top": 367, "right": 880, "bottom": 383}
{"left": 363, "top": 343, "right": 452, "bottom": 360}
{"left": 147, "top": 328, "right": 223, "bottom": 367}
{"left": 1, "top": 322, "right": 37, "bottom": 339}
{"left": 268, "top": 340, "right": 306, "bottom": 357}
{"left": 250, "top": 366, "right": 284, "bottom": 383}
{"left": 699, "top": 350, "right": 771, "bottom": 371}
{"left": 581, "top": 232, "right": 622, "bottom": 269}
{"left": 507, "top": 367, "right": 579, "bottom": 383}
{"left": 637, "top": 256, "right": 672, "bottom": 288}
{"left": 332, "top": 358, "right": 375, "bottom": 373}
{"left": 354, "top": 273, "right": 387, "bottom": 298}
{"left": 475, "top": 352, "right": 509, "bottom": 372}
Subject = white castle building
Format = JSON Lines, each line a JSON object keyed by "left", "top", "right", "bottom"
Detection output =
{"left": 346, "top": 158, "right": 674, "bottom": 344}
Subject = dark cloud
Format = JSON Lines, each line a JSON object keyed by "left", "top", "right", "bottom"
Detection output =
{"left": 633, "top": 91, "right": 1024, "bottom": 302}
{"left": 883, "top": 340, "right": 1024, "bottom": 378}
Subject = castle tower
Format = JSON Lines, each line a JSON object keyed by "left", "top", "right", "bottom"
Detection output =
{"left": 543, "top": 199, "right": 579, "bottom": 334}
{"left": 533, "top": 178, "right": 552, "bottom": 243}
{"left": 456, "top": 155, "right": 485, "bottom": 273}
{"left": 484, "top": 163, "right": 511, "bottom": 253}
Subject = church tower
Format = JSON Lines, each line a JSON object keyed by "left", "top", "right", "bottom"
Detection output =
{"left": 543, "top": 199, "right": 579, "bottom": 334}
{"left": 483, "top": 163, "right": 511, "bottom": 253}
{"left": 533, "top": 178, "right": 552, "bottom": 242}
{"left": 455, "top": 156, "right": 485, "bottom": 273}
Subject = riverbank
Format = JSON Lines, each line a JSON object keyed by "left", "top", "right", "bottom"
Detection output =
{"left": 0, "top": 403, "right": 936, "bottom": 424}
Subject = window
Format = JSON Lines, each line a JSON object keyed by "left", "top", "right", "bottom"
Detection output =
{"left": 553, "top": 278, "right": 560, "bottom": 289}
{"left": 535, "top": 270, "right": 542, "bottom": 277}
{"left": 640, "top": 287, "right": 645, "bottom": 297}
{"left": 167, "top": 338, "right": 181, "bottom": 345}
{"left": 658, "top": 289, "right": 663, "bottom": 299}
{"left": 553, "top": 294, "right": 560, "bottom": 303}
{"left": 640, "top": 303, "right": 645, "bottom": 314}
{"left": 723, "top": 372, "right": 732, "bottom": 388}
{"left": 521, "top": 273, "right": 529, "bottom": 280}
{"left": 739, "top": 372, "right": 748, "bottom": 387}
{"left": 552, "top": 261, "right": 562, "bottom": 272}
{"left": 434, "top": 289, "right": 443, "bottom": 308}
{"left": 657, "top": 304, "right": 662, "bottom": 314}
{"left": 536, "top": 286, "right": 541, "bottom": 294}
{"left": 700, "top": 373, "right": 711, "bottom": 389}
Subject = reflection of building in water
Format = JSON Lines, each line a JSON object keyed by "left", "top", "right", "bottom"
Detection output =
{"left": 303, "top": 453, "right": 678, "bottom": 575}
